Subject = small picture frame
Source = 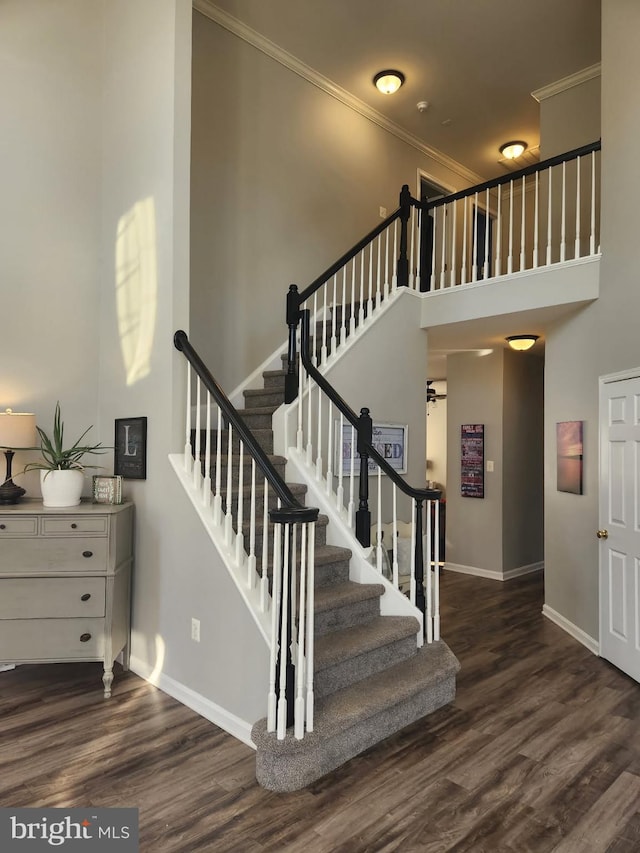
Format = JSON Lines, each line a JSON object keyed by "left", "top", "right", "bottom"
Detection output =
{"left": 114, "top": 417, "right": 147, "bottom": 480}
{"left": 92, "top": 475, "right": 123, "bottom": 505}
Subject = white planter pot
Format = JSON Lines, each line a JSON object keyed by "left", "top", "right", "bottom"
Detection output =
{"left": 40, "top": 469, "right": 85, "bottom": 507}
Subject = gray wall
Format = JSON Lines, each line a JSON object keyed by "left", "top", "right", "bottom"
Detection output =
{"left": 543, "top": 1, "right": 640, "bottom": 643}
{"left": 190, "top": 11, "right": 473, "bottom": 391}
{"left": 502, "top": 350, "right": 544, "bottom": 571}
{"left": 446, "top": 350, "right": 504, "bottom": 573}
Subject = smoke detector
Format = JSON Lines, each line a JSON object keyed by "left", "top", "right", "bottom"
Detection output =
{"left": 416, "top": 101, "right": 429, "bottom": 113}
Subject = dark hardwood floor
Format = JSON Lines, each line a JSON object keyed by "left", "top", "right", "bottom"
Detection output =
{"left": 2, "top": 571, "right": 640, "bottom": 852}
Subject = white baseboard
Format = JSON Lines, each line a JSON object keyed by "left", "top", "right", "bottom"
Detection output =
{"left": 542, "top": 605, "right": 599, "bottom": 655}
{"left": 445, "top": 561, "right": 544, "bottom": 582}
{"left": 130, "top": 656, "right": 256, "bottom": 749}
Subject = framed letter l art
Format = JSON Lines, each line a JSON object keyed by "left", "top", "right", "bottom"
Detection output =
{"left": 114, "top": 417, "right": 147, "bottom": 480}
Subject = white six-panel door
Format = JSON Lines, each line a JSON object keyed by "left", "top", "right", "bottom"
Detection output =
{"left": 599, "top": 372, "right": 640, "bottom": 682}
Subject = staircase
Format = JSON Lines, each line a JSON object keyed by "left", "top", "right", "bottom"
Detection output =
{"left": 226, "top": 354, "right": 459, "bottom": 793}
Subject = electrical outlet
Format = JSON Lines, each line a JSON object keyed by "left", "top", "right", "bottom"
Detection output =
{"left": 191, "top": 617, "right": 200, "bottom": 642}
{"left": 379, "top": 206, "right": 387, "bottom": 219}
{"left": 486, "top": 460, "right": 494, "bottom": 472}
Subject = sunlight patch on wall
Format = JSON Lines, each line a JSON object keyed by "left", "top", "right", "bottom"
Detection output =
{"left": 115, "top": 198, "right": 158, "bottom": 385}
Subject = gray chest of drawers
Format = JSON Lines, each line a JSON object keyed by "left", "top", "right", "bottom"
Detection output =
{"left": 0, "top": 500, "right": 133, "bottom": 697}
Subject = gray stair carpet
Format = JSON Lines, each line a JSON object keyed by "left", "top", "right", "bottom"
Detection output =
{"left": 200, "top": 354, "right": 459, "bottom": 791}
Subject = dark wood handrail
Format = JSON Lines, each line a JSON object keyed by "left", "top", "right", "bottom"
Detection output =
{"left": 174, "top": 330, "right": 318, "bottom": 522}
{"left": 424, "top": 139, "right": 601, "bottom": 211}
{"left": 297, "top": 208, "right": 403, "bottom": 304}
{"left": 299, "top": 311, "right": 440, "bottom": 503}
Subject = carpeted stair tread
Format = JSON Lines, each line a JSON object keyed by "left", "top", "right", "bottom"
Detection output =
{"left": 314, "top": 614, "right": 419, "bottom": 670}
{"left": 313, "top": 544, "right": 352, "bottom": 567}
{"left": 314, "top": 581, "right": 384, "bottom": 616}
{"left": 252, "top": 640, "right": 459, "bottom": 754}
{"left": 237, "top": 405, "right": 280, "bottom": 416}
{"left": 242, "top": 513, "right": 328, "bottom": 537}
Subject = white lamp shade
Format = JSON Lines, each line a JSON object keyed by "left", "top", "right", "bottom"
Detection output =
{"left": 0, "top": 410, "right": 37, "bottom": 449}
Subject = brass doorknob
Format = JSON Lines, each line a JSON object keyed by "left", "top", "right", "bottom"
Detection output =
{"left": 597, "top": 529, "right": 609, "bottom": 540}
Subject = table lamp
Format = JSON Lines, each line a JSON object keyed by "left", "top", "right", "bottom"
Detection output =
{"left": 0, "top": 408, "right": 37, "bottom": 504}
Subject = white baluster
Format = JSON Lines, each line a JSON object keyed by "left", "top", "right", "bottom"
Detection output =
{"left": 520, "top": 176, "right": 526, "bottom": 271}
{"left": 295, "top": 523, "right": 308, "bottom": 740}
{"left": 350, "top": 261, "right": 356, "bottom": 338}
{"left": 533, "top": 172, "right": 539, "bottom": 269}
{"left": 260, "top": 479, "right": 269, "bottom": 612}
{"left": 376, "top": 467, "right": 383, "bottom": 573}
{"left": 341, "top": 267, "right": 348, "bottom": 346}
{"left": 213, "top": 407, "right": 223, "bottom": 526}
{"left": 384, "top": 225, "right": 391, "bottom": 298}
{"left": 392, "top": 485, "right": 399, "bottom": 589}
{"left": 461, "top": 198, "right": 468, "bottom": 284}
{"left": 376, "top": 233, "right": 382, "bottom": 305}
{"left": 430, "top": 207, "right": 438, "bottom": 290}
{"left": 575, "top": 155, "right": 581, "bottom": 259}
{"left": 560, "top": 161, "right": 567, "bottom": 262}
{"left": 590, "top": 151, "right": 596, "bottom": 255}
{"left": 247, "top": 458, "right": 256, "bottom": 587}
{"left": 484, "top": 188, "right": 490, "bottom": 279}
{"left": 450, "top": 200, "right": 457, "bottom": 287}
{"left": 202, "top": 389, "right": 212, "bottom": 507}
{"left": 235, "top": 440, "right": 244, "bottom": 566}
{"left": 326, "top": 400, "right": 333, "bottom": 495}
{"left": 306, "top": 373, "right": 313, "bottom": 467}
{"left": 277, "top": 523, "right": 291, "bottom": 739}
{"left": 305, "top": 522, "right": 316, "bottom": 732}
{"left": 184, "top": 363, "right": 192, "bottom": 472}
{"left": 367, "top": 241, "right": 374, "bottom": 320}
{"left": 267, "top": 518, "right": 281, "bottom": 732}
{"left": 315, "top": 390, "right": 323, "bottom": 480}
{"left": 330, "top": 274, "right": 337, "bottom": 357}
{"left": 193, "top": 377, "right": 202, "bottom": 490}
{"left": 495, "top": 186, "right": 502, "bottom": 277}
{"left": 440, "top": 205, "right": 447, "bottom": 288}
{"left": 224, "top": 424, "right": 234, "bottom": 547}
{"left": 358, "top": 252, "right": 365, "bottom": 330}
{"left": 508, "top": 181, "right": 514, "bottom": 274}
{"left": 321, "top": 285, "right": 328, "bottom": 366}
{"left": 336, "top": 412, "right": 345, "bottom": 511}
{"left": 409, "top": 506, "right": 416, "bottom": 606}
{"left": 472, "top": 193, "right": 479, "bottom": 282}
{"left": 347, "top": 424, "right": 356, "bottom": 528}
{"left": 409, "top": 208, "right": 416, "bottom": 289}
{"left": 296, "top": 353, "right": 304, "bottom": 452}
{"left": 433, "top": 501, "right": 440, "bottom": 641}
{"left": 312, "top": 294, "right": 318, "bottom": 366}
{"left": 392, "top": 218, "right": 398, "bottom": 290}
{"left": 425, "top": 500, "right": 433, "bottom": 643}
{"left": 546, "top": 167, "right": 553, "bottom": 266}
{"left": 415, "top": 209, "right": 421, "bottom": 292}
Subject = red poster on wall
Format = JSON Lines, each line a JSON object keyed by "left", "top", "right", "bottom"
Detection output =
{"left": 461, "top": 424, "right": 484, "bottom": 498}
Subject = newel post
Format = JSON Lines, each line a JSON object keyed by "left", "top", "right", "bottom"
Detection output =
{"left": 285, "top": 285, "right": 300, "bottom": 404}
{"left": 397, "top": 184, "right": 411, "bottom": 288}
{"left": 355, "top": 408, "right": 373, "bottom": 547}
{"left": 414, "top": 499, "right": 426, "bottom": 634}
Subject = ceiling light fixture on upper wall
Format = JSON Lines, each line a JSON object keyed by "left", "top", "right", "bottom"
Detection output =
{"left": 499, "top": 140, "right": 528, "bottom": 160}
{"left": 506, "top": 334, "right": 539, "bottom": 351}
{"left": 373, "top": 70, "right": 405, "bottom": 95}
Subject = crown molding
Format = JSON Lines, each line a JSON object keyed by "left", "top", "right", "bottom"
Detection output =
{"left": 531, "top": 63, "right": 601, "bottom": 103}
{"left": 193, "top": 0, "right": 483, "bottom": 186}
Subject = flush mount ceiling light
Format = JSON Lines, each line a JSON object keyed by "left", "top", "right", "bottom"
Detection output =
{"left": 373, "top": 70, "right": 405, "bottom": 95}
{"left": 506, "top": 334, "right": 539, "bottom": 351}
{"left": 499, "top": 140, "right": 527, "bottom": 160}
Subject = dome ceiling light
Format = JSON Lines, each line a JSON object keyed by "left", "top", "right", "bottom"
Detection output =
{"left": 373, "top": 70, "right": 405, "bottom": 95}
{"left": 506, "top": 334, "right": 539, "bottom": 351}
{"left": 499, "top": 140, "right": 528, "bottom": 160}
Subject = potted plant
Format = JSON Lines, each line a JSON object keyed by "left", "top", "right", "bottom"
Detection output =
{"left": 24, "top": 402, "right": 108, "bottom": 507}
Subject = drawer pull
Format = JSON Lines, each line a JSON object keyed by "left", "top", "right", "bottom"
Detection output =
{"left": 80, "top": 633, "right": 92, "bottom": 643}
{"left": 82, "top": 551, "right": 93, "bottom": 558}
{"left": 0, "top": 524, "right": 5, "bottom": 530}
{"left": 71, "top": 523, "right": 78, "bottom": 529}
{"left": 81, "top": 593, "right": 91, "bottom": 602}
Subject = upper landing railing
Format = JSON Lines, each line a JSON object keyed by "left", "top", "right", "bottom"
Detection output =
{"left": 284, "top": 140, "right": 601, "bottom": 397}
